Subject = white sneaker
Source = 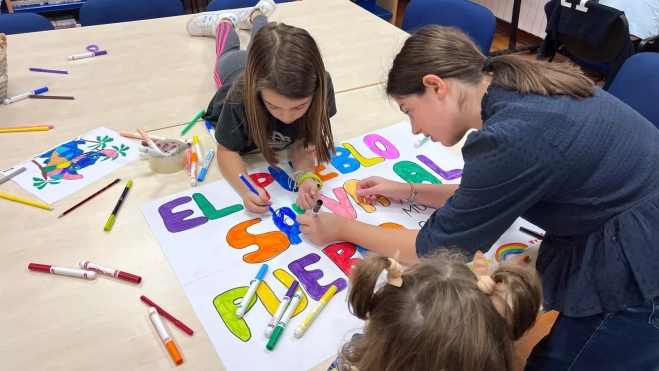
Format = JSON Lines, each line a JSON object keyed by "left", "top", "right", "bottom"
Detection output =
{"left": 186, "top": 12, "right": 239, "bottom": 37}
{"left": 235, "top": 0, "right": 277, "bottom": 30}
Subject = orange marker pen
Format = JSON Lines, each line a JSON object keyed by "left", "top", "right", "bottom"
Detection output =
{"left": 148, "top": 307, "right": 183, "bottom": 366}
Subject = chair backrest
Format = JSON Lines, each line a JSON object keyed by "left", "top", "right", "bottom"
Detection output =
{"left": 206, "top": 0, "right": 294, "bottom": 12}
{"left": 607, "top": 53, "right": 659, "bottom": 129}
{"left": 401, "top": 0, "right": 496, "bottom": 54}
{"left": 554, "top": 3, "right": 630, "bottom": 65}
{"left": 80, "top": 0, "right": 185, "bottom": 27}
{"left": 0, "top": 13, "right": 54, "bottom": 35}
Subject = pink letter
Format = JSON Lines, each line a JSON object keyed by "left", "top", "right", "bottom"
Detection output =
{"left": 320, "top": 187, "right": 358, "bottom": 219}
{"left": 364, "top": 134, "right": 400, "bottom": 159}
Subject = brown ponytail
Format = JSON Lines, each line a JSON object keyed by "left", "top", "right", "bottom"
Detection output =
{"left": 338, "top": 251, "right": 543, "bottom": 371}
{"left": 386, "top": 26, "right": 594, "bottom": 99}
{"left": 491, "top": 264, "right": 543, "bottom": 340}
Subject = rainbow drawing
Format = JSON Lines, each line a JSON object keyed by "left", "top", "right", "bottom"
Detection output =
{"left": 495, "top": 243, "right": 528, "bottom": 262}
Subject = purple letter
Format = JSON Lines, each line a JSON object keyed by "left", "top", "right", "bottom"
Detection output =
{"left": 158, "top": 196, "right": 208, "bottom": 233}
{"left": 288, "top": 253, "right": 347, "bottom": 301}
{"left": 364, "top": 134, "right": 400, "bottom": 159}
{"left": 416, "top": 155, "right": 462, "bottom": 180}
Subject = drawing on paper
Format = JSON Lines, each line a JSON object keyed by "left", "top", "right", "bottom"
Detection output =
{"left": 495, "top": 243, "right": 528, "bottom": 262}
{"left": 30, "top": 137, "right": 130, "bottom": 189}
{"left": 2, "top": 127, "right": 139, "bottom": 204}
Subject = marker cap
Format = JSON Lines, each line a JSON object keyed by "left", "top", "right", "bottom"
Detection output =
{"left": 104, "top": 215, "right": 116, "bottom": 232}
{"left": 205, "top": 121, "right": 213, "bottom": 129}
{"left": 284, "top": 281, "right": 299, "bottom": 298}
{"left": 95, "top": 50, "right": 108, "bottom": 56}
{"left": 197, "top": 168, "right": 207, "bottom": 182}
{"left": 266, "top": 326, "right": 283, "bottom": 351}
{"left": 33, "top": 87, "right": 49, "bottom": 95}
{"left": 165, "top": 341, "right": 183, "bottom": 365}
{"left": 28, "top": 263, "right": 51, "bottom": 273}
{"left": 256, "top": 264, "right": 269, "bottom": 281}
{"left": 118, "top": 271, "right": 142, "bottom": 284}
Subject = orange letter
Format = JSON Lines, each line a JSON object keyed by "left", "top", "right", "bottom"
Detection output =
{"left": 227, "top": 218, "right": 290, "bottom": 263}
{"left": 314, "top": 163, "right": 339, "bottom": 182}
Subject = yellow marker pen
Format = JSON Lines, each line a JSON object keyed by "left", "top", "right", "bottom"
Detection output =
{"left": 104, "top": 180, "right": 132, "bottom": 232}
{"left": 193, "top": 135, "right": 202, "bottom": 164}
{"left": 293, "top": 285, "right": 338, "bottom": 338}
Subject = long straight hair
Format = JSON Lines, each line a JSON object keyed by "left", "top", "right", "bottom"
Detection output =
{"left": 228, "top": 22, "right": 335, "bottom": 166}
{"left": 387, "top": 26, "right": 595, "bottom": 99}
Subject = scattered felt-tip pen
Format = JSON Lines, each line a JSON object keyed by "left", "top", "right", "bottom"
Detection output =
{"left": 265, "top": 280, "right": 299, "bottom": 338}
{"left": 68, "top": 50, "right": 107, "bottom": 61}
{"left": 236, "top": 264, "right": 268, "bottom": 319}
{"left": 266, "top": 287, "right": 303, "bottom": 351}
{"left": 294, "top": 285, "right": 337, "bottom": 338}
{"left": 79, "top": 260, "right": 142, "bottom": 284}
{"left": 197, "top": 150, "right": 215, "bottom": 183}
{"left": 28, "top": 263, "right": 96, "bottom": 280}
{"left": 104, "top": 180, "right": 132, "bottom": 232}
{"left": 204, "top": 121, "right": 219, "bottom": 145}
{"left": 3, "top": 86, "right": 48, "bottom": 105}
{"left": 190, "top": 153, "right": 198, "bottom": 187}
{"left": 413, "top": 136, "right": 430, "bottom": 148}
{"left": 148, "top": 307, "right": 184, "bottom": 366}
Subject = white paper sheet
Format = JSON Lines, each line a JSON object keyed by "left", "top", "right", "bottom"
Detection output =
{"left": 1, "top": 127, "right": 139, "bottom": 204}
{"left": 140, "top": 122, "right": 543, "bottom": 371}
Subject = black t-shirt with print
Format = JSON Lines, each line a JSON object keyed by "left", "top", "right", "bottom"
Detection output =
{"left": 203, "top": 72, "right": 337, "bottom": 154}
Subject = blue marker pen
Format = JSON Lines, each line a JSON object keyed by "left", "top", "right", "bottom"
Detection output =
{"left": 204, "top": 121, "right": 219, "bottom": 145}
{"left": 3, "top": 86, "right": 48, "bottom": 105}
{"left": 239, "top": 174, "right": 276, "bottom": 214}
{"left": 197, "top": 150, "right": 215, "bottom": 183}
{"left": 236, "top": 264, "right": 269, "bottom": 319}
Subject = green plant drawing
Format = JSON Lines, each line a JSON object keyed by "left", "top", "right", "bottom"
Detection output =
{"left": 87, "top": 135, "right": 114, "bottom": 150}
{"left": 32, "top": 177, "right": 60, "bottom": 190}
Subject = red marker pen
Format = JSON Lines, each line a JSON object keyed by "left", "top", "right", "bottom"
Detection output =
{"left": 79, "top": 260, "right": 142, "bottom": 284}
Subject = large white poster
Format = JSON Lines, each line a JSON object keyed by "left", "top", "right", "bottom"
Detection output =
{"left": 140, "top": 122, "right": 542, "bottom": 371}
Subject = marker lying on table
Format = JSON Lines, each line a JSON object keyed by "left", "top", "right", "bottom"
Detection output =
{"left": 0, "top": 167, "right": 26, "bottom": 185}
{"left": 265, "top": 280, "right": 299, "bottom": 338}
{"left": 58, "top": 178, "right": 121, "bottom": 218}
{"left": 79, "top": 260, "right": 142, "bottom": 284}
{"left": 519, "top": 226, "right": 544, "bottom": 240}
{"left": 29, "top": 94, "right": 75, "bottom": 100}
{"left": 294, "top": 284, "right": 337, "bottom": 338}
{"left": 197, "top": 150, "right": 215, "bottom": 183}
{"left": 148, "top": 307, "right": 184, "bottom": 366}
{"left": 413, "top": 136, "right": 430, "bottom": 148}
{"left": 204, "top": 121, "right": 219, "bottom": 145}
{"left": 68, "top": 50, "right": 107, "bottom": 61}
{"left": 138, "top": 146, "right": 168, "bottom": 157}
{"left": 3, "top": 86, "right": 48, "bottom": 105}
{"left": 141, "top": 295, "right": 194, "bottom": 335}
{"left": 120, "top": 131, "right": 167, "bottom": 141}
{"left": 236, "top": 264, "right": 269, "bottom": 319}
{"left": 193, "top": 135, "right": 203, "bottom": 164}
{"left": 239, "top": 174, "right": 276, "bottom": 214}
{"left": 28, "top": 263, "right": 96, "bottom": 280}
{"left": 190, "top": 153, "right": 198, "bottom": 187}
{"left": 5, "top": 125, "right": 54, "bottom": 130}
{"left": 311, "top": 200, "right": 323, "bottom": 217}
{"left": 266, "top": 286, "right": 303, "bottom": 351}
{"left": 0, "top": 193, "right": 52, "bottom": 210}
{"left": 29, "top": 67, "right": 68, "bottom": 74}
{"left": 180, "top": 109, "right": 206, "bottom": 136}
{"left": 104, "top": 180, "right": 132, "bottom": 232}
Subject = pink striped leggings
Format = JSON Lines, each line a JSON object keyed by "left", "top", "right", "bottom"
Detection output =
{"left": 214, "top": 15, "right": 268, "bottom": 88}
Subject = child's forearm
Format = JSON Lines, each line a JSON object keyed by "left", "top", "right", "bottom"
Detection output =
{"left": 338, "top": 218, "right": 420, "bottom": 264}
{"left": 291, "top": 140, "right": 316, "bottom": 173}
{"left": 216, "top": 144, "right": 254, "bottom": 194}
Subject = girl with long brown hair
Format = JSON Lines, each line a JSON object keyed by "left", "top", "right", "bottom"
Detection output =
{"left": 186, "top": 1, "right": 336, "bottom": 212}
{"left": 328, "top": 251, "right": 542, "bottom": 371}
{"left": 299, "top": 26, "right": 659, "bottom": 369}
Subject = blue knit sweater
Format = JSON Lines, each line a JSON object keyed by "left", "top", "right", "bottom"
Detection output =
{"left": 417, "top": 85, "right": 659, "bottom": 317}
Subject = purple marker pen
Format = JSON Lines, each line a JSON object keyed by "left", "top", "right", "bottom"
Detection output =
{"left": 264, "top": 280, "right": 299, "bottom": 338}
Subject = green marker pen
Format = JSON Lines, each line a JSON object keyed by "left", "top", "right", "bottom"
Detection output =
{"left": 180, "top": 109, "right": 206, "bottom": 136}
{"left": 266, "top": 288, "right": 303, "bottom": 351}
{"left": 104, "top": 180, "right": 132, "bottom": 232}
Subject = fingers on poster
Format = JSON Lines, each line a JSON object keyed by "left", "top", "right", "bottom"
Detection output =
{"left": 139, "top": 122, "right": 542, "bottom": 371}
{"left": 1, "top": 127, "right": 139, "bottom": 204}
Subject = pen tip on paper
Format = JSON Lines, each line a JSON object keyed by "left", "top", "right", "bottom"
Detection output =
{"left": 57, "top": 214, "right": 63, "bottom": 218}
